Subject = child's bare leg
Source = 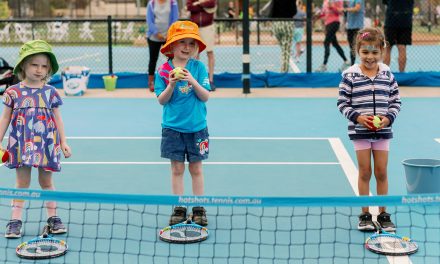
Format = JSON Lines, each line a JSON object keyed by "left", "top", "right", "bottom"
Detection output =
{"left": 296, "top": 42, "right": 301, "bottom": 57}
{"left": 373, "top": 150, "right": 389, "bottom": 213}
{"left": 38, "top": 168, "right": 56, "bottom": 218}
{"left": 171, "top": 160, "right": 185, "bottom": 195}
{"left": 356, "top": 149, "right": 372, "bottom": 213}
{"left": 189, "top": 161, "right": 204, "bottom": 196}
{"left": 11, "top": 167, "right": 32, "bottom": 220}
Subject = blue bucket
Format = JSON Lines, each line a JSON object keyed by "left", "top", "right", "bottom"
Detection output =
{"left": 402, "top": 159, "right": 440, "bottom": 194}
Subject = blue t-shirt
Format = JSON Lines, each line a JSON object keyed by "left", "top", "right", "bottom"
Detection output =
{"left": 346, "top": 0, "right": 364, "bottom": 30}
{"left": 155, "top": 58, "right": 210, "bottom": 133}
{"left": 293, "top": 10, "right": 306, "bottom": 28}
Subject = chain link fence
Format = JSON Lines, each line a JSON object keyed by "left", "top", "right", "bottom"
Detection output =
{"left": 1, "top": 0, "right": 439, "bottom": 75}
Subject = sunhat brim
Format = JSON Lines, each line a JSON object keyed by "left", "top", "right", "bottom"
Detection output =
{"left": 160, "top": 33, "right": 207, "bottom": 58}
{"left": 13, "top": 49, "right": 59, "bottom": 75}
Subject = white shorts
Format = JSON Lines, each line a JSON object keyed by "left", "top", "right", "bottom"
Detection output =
{"left": 199, "top": 24, "right": 215, "bottom": 52}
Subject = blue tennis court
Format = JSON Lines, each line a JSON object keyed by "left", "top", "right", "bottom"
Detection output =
{"left": 1, "top": 97, "right": 440, "bottom": 263}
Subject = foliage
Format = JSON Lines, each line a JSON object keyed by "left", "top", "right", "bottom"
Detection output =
{"left": 0, "top": 0, "right": 10, "bottom": 19}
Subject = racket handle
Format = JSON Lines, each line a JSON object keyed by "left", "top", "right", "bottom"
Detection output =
{"left": 42, "top": 225, "right": 50, "bottom": 238}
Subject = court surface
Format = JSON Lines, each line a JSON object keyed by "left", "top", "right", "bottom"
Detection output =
{"left": 1, "top": 45, "right": 439, "bottom": 73}
{"left": 1, "top": 95, "right": 439, "bottom": 263}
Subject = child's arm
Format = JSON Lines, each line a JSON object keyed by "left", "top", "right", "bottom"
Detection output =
{"left": 337, "top": 77, "right": 360, "bottom": 123}
{"left": 52, "top": 108, "right": 72, "bottom": 158}
{"left": 180, "top": 69, "right": 209, "bottom": 102}
{"left": 157, "top": 73, "right": 179, "bottom": 105}
{"left": 344, "top": 3, "right": 361, "bottom": 13}
{"left": 0, "top": 107, "right": 12, "bottom": 150}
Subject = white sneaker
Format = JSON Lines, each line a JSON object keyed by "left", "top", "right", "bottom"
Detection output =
{"left": 340, "top": 62, "right": 351, "bottom": 72}
{"left": 315, "top": 64, "right": 327, "bottom": 72}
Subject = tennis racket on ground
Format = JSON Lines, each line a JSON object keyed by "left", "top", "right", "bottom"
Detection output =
{"left": 365, "top": 221, "right": 418, "bottom": 256}
{"left": 16, "top": 225, "right": 68, "bottom": 259}
{"left": 159, "top": 214, "right": 208, "bottom": 243}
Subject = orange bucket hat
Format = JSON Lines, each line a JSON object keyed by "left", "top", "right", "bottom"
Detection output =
{"left": 160, "top": 21, "right": 207, "bottom": 58}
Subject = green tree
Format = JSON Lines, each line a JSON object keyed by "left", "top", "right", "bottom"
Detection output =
{"left": 0, "top": 0, "right": 11, "bottom": 19}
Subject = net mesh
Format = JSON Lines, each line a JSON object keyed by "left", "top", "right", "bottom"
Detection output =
{"left": 1, "top": 188, "right": 440, "bottom": 264}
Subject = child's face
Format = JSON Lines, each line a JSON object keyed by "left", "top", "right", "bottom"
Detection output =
{"left": 358, "top": 41, "right": 383, "bottom": 70}
{"left": 172, "top": 38, "right": 197, "bottom": 59}
{"left": 23, "top": 54, "right": 50, "bottom": 83}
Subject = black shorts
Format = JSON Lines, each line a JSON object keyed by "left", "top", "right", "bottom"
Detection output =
{"left": 384, "top": 27, "right": 412, "bottom": 46}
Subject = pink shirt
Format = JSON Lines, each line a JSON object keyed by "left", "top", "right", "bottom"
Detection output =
{"left": 322, "top": 0, "right": 343, "bottom": 25}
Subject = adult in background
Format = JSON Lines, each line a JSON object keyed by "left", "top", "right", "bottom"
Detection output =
{"left": 187, "top": 0, "right": 217, "bottom": 91}
{"left": 315, "top": 0, "right": 350, "bottom": 72}
{"left": 271, "top": 0, "right": 297, "bottom": 72}
{"left": 227, "top": 1, "right": 236, "bottom": 30}
{"left": 383, "top": 0, "right": 414, "bottom": 72}
{"left": 344, "top": 0, "right": 365, "bottom": 65}
{"left": 146, "top": 0, "right": 179, "bottom": 92}
{"left": 292, "top": 0, "right": 306, "bottom": 63}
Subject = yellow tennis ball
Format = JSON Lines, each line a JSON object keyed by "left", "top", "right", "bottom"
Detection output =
{"left": 173, "top": 67, "right": 184, "bottom": 79}
{"left": 373, "top": 115, "right": 381, "bottom": 128}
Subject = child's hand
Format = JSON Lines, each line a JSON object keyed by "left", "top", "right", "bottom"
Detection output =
{"left": 61, "top": 143, "right": 72, "bottom": 158}
{"left": 378, "top": 115, "right": 390, "bottom": 128}
{"left": 169, "top": 70, "right": 181, "bottom": 85}
{"left": 179, "top": 69, "right": 196, "bottom": 85}
{"left": 357, "top": 115, "right": 376, "bottom": 131}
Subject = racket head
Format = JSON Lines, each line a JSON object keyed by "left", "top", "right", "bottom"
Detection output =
{"left": 365, "top": 233, "right": 418, "bottom": 256}
{"left": 16, "top": 235, "right": 68, "bottom": 259}
{"left": 16, "top": 225, "right": 68, "bottom": 259}
{"left": 159, "top": 217, "right": 208, "bottom": 244}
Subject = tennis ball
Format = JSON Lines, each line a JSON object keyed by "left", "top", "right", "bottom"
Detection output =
{"left": 373, "top": 115, "right": 381, "bottom": 128}
{"left": 173, "top": 67, "right": 184, "bottom": 79}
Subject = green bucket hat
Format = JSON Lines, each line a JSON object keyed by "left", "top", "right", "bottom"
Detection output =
{"left": 13, "top": 40, "right": 59, "bottom": 75}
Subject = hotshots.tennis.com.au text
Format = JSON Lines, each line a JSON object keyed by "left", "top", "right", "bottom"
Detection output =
{"left": 402, "top": 195, "right": 440, "bottom": 204}
{"left": 179, "top": 196, "right": 262, "bottom": 205}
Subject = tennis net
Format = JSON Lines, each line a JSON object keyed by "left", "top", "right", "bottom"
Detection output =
{"left": 1, "top": 187, "right": 439, "bottom": 264}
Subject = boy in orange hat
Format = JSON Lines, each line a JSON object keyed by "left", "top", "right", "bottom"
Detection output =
{"left": 155, "top": 21, "right": 211, "bottom": 226}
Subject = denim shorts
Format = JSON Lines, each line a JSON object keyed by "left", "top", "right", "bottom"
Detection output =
{"left": 161, "top": 127, "right": 209, "bottom": 162}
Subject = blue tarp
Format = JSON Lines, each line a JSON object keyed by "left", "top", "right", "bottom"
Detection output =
{"left": 49, "top": 71, "right": 440, "bottom": 89}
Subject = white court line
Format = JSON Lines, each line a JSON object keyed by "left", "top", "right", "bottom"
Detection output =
{"left": 61, "top": 161, "right": 339, "bottom": 165}
{"left": 328, "top": 138, "right": 364, "bottom": 196}
{"left": 328, "top": 138, "right": 412, "bottom": 264}
{"left": 58, "top": 52, "right": 101, "bottom": 64}
{"left": 65, "top": 136, "right": 332, "bottom": 140}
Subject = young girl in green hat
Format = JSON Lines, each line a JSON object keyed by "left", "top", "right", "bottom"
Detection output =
{"left": 0, "top": 40, "right": 72, "bottom": 238}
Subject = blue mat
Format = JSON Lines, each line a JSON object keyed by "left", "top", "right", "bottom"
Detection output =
{"left": 49, "top": 71, "right": 440, "bottom": 89}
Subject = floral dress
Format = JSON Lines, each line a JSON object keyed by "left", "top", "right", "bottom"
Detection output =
{"left": 2, "top": 83, "right": 63, "bottom": 171}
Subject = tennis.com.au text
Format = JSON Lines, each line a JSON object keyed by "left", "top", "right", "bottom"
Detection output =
{"left": 179, "top": 196, "right": 262, "bottom": 205}
{"left": 0, "top": 189, "right": 41, "bottom": 198}
{"left": 401, "top": 195, "right": 440, "bottom": 204}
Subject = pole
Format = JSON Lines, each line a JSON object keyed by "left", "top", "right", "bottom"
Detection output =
{"left": 242, "top": 0, "right": 251, "bottom": 94}
{"left": 306, "top": 0, "right": 312, "bottom": 73}
{"left": 107, "top": 16, "right": 114, "bottom": 75}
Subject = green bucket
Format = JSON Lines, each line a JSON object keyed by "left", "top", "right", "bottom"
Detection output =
{"left": 103, "top": 75, "right": 118, "bottom": 91}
